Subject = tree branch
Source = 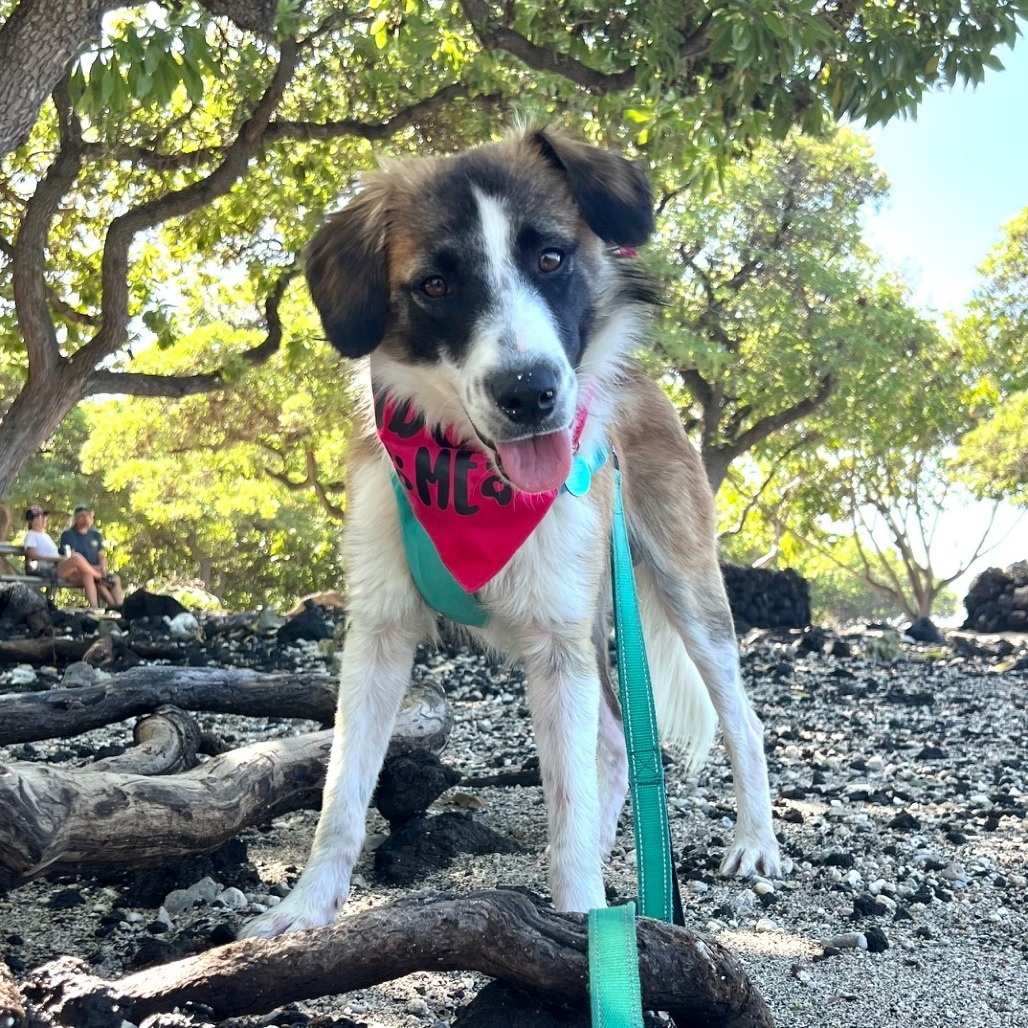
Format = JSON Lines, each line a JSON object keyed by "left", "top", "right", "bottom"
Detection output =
{"left": 79, "top": 37, "right": 299, "bottom": 372}
{"left": 85, "top": 264, "right": 300, "bottom": 399}
{"left": 21, "top": 891, "right": 772, "bottom": 1028}
{"left": 265, "top": 445, "right": 346, "bottom": 520}
{"left": 719, "top": 372, "right": 836, "bottom": 467}
{"left": 11, "top": 73, "right": 84, "bottom": 380}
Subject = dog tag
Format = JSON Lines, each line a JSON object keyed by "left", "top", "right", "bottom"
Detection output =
{"left": 565, "top": 453, "right": 593, "bottom": 496}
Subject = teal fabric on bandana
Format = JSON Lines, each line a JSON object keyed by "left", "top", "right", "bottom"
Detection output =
{"left": 392, "top": 444, "right": 609, "bottom": 628}
{"left": 390, "top": 474, "right": 491, "bottom": 628}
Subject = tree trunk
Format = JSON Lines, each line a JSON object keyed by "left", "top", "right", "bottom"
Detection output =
{"left": 20, "top": 890, "right": 773, "bottom": 1028}
{"left": 0, "top": 0, "right": 114, "bottom": 157}
{"left": 0, "top": 365, "right": 91, "bottom": 502}
{"left": 0, "top": 0, "right": 278, "bottom": 160}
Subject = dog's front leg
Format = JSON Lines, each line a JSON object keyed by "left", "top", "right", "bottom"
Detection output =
{"left": 522, "top": 630, "right": 607, "bottom": 912}
{"left": 241, "top": 620, "right": 421, "bottom": 938}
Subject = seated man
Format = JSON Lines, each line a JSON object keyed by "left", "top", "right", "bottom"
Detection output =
{"left": 59, "top": 503, "right": 125, "bottom": 608}
{"left": 23, "top": 505, "right": 103, "bottom": 609}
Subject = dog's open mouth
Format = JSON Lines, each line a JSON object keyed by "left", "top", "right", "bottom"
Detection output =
{"left": 491, "top": 427, "right": 574, "bottom": 494}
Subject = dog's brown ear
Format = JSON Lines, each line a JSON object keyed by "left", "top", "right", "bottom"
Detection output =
{"left": 305, "top": 184, "right": 390, "bottom": 358}
{"left": 533, "top": 130, "right": 655, "bottom": 248}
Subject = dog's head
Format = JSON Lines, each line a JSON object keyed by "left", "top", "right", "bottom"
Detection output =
{"left": 305, "top": 129, "right": 657, "bottom": 493}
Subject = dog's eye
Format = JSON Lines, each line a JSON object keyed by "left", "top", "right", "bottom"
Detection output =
{"left": 538, "top": 250, "right": 563, "bottom": 273}
{"left": 420, "top": 276, "right": 449, "bottom": 299}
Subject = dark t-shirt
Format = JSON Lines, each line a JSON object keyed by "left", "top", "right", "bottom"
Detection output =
{"left": 59, "top": 527, "right": 104, "bottom": 568}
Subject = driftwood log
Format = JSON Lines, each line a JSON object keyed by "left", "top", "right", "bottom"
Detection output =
{"left": 0, "top": 680, "right": 451, "bottom": 887}
{"left": 0, "top": 667, "right": 454, "bottom": 748}
{"left": 0, "top": 666, "right": 338, "bottom": 745}
{"left": 0, "top": 730, "right": 332, "bottom": 888}
{"left": 89, "top": 705, "right": 202, "bottom": 775}
{"left": 20, "top": 890, "right": 773, "bottom": 1028}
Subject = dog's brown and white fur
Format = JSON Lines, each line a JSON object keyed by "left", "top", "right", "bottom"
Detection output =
{"left": 244, "top": 129, "right": 780, "bottom": 938}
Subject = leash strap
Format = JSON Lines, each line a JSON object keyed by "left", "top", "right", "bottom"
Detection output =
{"left": 588, "top": 902, "right": 644, "bottom": 1027}
{"left": 587, "top": 460, "right": 684, "bottom": 1025}
{"left": 609, "top": 460, "right": 683, "bottom": 926}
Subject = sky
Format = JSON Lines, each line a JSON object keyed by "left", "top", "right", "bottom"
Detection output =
{"left": 857, "top": 40, "right": 1027, "bottom": 606}
{"left": 864, "top": 40, "right": 1028, "bottom": 314}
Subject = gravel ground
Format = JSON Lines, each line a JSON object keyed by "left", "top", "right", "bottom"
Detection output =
{"left": 2, "top": 625, "right": 1027, "bottom": 1028}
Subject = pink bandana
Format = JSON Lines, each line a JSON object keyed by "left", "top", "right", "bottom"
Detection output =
{"left": 375, "top": 391, "right": 588, "bottom": 592}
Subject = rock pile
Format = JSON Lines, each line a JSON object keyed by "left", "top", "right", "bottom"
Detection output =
{"left": 720, "top": 564, "right": 811, "bottom": 632}
{"left": 962, "top": 560, "right": 1028, "bottom": 632}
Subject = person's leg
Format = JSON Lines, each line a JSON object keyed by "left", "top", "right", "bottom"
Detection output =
{"left": 59, "top": 557, "right": 101, "bottom": 608}
{"left": 109, "top": 575, "right": 124, "bottom": 606}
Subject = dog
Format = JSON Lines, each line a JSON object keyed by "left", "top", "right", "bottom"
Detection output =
{"left": 243, "top": 128, "right": 780, "bottom": 938}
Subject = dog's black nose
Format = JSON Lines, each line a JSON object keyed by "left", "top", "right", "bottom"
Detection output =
{"left": 488, "top": 366, "right": 560, "bottom": 426}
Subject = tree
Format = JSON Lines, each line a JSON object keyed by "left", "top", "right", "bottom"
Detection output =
{"left": 717, "top": 297, "right": 1017, "bottom": 620}
{"left": 951, "top": 208, "right": 1028, "bottom": 505}
{"left": 649, "top": 127, "right": 947, "bottom": 493}
{"left": 77, "top": 301, "right": 355, "bottom": 608}
{"left": 2, "top": 0, "right": 1028, "bottom": 506}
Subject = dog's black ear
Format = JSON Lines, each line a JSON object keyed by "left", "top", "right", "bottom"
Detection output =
{"left": 305, "top": 184, "right": 390, "bottom": 358}
{"left": 533, "top": 130, "right": 655, "bottom": 248}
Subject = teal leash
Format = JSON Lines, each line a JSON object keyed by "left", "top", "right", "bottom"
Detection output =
{"left": 589, "top": 455, "right": 683, "bottom": 1026}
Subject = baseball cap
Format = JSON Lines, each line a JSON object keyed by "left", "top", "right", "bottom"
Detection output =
{"left": 73, "top": 503, "right": 92, "bottom": 515}
{"left": 25, "top": 505, "right": 49, "bottom": 519}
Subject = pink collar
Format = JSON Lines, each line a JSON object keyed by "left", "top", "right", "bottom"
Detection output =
{"left": 374, "top": 391, "right": 589, "bottom": 592}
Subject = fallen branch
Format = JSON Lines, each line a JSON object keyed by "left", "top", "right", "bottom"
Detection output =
{"left": 0, "top": 682, "right": 452, "bottom": 887}
{"left": 0, "top": 730, "right": 331, "bottom": 888}
{"left": 21, "top": 890, "right": 773, "bottom": 1028}
{"left": 0, "top": 635, "right": 91, "bottom": 665}
{"left": 89, "top": 705, "right": 202, "bottom": 775}
{"left": 0, "top": 666, "right": 338, "bottom": 745}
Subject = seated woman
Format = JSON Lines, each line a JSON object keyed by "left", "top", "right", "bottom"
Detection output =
{"left": 23, "top": 505, "right": 104, "bottom": 610}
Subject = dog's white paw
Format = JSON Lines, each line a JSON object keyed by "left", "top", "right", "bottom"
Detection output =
{"left": 720, "top": 834, "right": 783, "bottom": 879}
{"left": 237, "top": 892, "right": 341, "bottom": 940}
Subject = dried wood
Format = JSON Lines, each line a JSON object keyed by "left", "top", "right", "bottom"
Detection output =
{"left": 0, "top": 731, "right": 332, "bottom": 888}
{"left": 0, "top": 681, "right": 452, "bottom": 887}
{"left": 89, "top": 705, "right": 202, "bottom": 775}
{"left": 0, "top": 666, "right": 338, "bottom": 746}
{"left": 21, "top": 890, "right": 773, "bottom": 1028}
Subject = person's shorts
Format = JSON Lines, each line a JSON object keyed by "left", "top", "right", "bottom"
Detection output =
{"left": 27, "top": 565, "right": 58, "bottom": 583}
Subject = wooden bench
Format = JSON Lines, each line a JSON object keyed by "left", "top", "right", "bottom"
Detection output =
{"left": 0, "top": 542, "right": 73, "bottom": 596}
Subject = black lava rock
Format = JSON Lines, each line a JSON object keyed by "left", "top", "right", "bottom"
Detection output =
{"left": 374, "top": 812, "right": 520, "bottom": 884}
{"left": 904, "top": 617, "right": 946, "bottom": 644}
{"left": 373, "top": 751, "right": 462, "bottom": 827}
{"left": 277, "top": 599, "right": 333, "bottom": 643}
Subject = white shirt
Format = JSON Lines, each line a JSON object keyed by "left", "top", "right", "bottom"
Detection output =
{"left": 23, "top": 528, "right": 59, "bottom": 570}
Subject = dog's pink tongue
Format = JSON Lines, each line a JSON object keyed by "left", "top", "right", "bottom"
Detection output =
{"left": 495, "top": 428, "right": 573, "bottom": 494}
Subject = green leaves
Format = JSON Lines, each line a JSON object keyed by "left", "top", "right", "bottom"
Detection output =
{"left": 68, "top": 15, "right": 222, "bottom": 123}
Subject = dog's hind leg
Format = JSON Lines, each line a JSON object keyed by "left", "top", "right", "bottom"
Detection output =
{"left": 649, "top": 569, "right": 780, "bottom": 877}
{"left": 613, "top": 371, "right": 781, "bottom": 878}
